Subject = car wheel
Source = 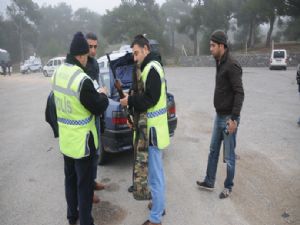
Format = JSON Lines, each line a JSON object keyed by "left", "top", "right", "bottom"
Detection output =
{"left": 98, "top": 137, "right": 108, "bottom": 165}
{"left": 43, "top": 71, "right": 48, "bottom": 77}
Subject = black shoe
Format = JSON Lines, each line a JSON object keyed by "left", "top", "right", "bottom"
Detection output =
{"left": 219, "top": 188, "right": 232, "bottom": 199}
{"left": 69, "top": 219, "right": 78, "bottom": 225}
{"left": 128, "top": 185, "right": 134, "bottom": 193}
{"left": 196, "top": 180, "right": 214, "bottom": 191}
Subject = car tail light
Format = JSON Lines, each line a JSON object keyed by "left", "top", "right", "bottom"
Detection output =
{"left": 168, "top": 105, "right": 176, "bottom": 117}
{"left": 112, "top": 111, "right": 127, "bottom": 125}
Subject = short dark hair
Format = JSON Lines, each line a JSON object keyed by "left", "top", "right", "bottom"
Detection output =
{"left": 86, "top": 32, "right": 98, "bottom": 41}
{"left": 131, "top": 34, "right": 150, "bottom": 50}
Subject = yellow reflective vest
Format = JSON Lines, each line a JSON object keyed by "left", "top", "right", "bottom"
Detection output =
{"left": 141, "top": 60, "right": 170, "bottom": 149}
{"left": 51, "top": 63, "right": 98, "bottom": 159}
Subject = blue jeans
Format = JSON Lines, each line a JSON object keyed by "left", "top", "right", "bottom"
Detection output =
{"left": 148, "top": 146, "right": 165, "bottom": 224}
{"left": 204, "top": 114, "right": 239, "bottom": 191}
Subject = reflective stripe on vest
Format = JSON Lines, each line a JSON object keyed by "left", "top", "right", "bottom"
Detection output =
{"left": 141, "top": 60, "right": 170, "bottom": 149}
{"left": 51, "top": 64, "right": 98, "bottom": 159}
{"left": 52, "top": 69, "right": 82, "bottom": 98}
{"left": 147, "top": 107, "right": 167, "bottom": 118}
{"left": 57, "top": 115, "right": 93, "bottom": 126}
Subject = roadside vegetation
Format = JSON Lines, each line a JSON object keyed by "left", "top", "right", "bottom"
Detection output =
{"left": 0, "top": 0, "right": 299, "bottom": 64}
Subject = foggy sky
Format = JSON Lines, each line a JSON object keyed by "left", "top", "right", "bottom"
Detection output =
{"left": 0, "top": 0, "right": 166, "bottom": 16}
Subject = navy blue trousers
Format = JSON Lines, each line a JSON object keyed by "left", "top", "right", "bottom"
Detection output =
{"left": 64, "top": 151, "right": 95, "bottom": 225}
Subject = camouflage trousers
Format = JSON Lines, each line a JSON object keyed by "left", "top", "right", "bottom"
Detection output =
{"left": 132, "top": 112, "right": 151, "bottom": 200}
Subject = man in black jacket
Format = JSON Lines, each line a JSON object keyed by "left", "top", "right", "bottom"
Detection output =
{"left": 85, "top": 32, "right": 106, "bottom": 203}
{"left": 196, "top": 30, "right": 244, "bottom": 199}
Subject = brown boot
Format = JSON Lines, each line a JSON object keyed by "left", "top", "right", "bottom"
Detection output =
{"left": 93, "top": 194, "right": 100, "bottom": 204}
{"left": 94, "top": 182, "right": 106, "bottom": 191}
{"left": 142, "top": 220, "right": 162, "bottom": 225}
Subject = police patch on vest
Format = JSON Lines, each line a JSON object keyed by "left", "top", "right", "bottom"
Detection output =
{"left": 55, "top": 95, "right": 72, "bottom": 114}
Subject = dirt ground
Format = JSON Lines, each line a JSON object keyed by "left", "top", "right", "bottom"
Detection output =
{"left": 0, "top": 67, "right": 299, "bottom": 225}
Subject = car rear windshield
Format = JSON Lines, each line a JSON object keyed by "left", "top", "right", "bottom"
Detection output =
{"left": 273, "top": 51, "right": 285, "bottom": 58}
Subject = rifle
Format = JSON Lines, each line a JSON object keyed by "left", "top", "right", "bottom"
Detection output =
{"left": 106, "top": 53, "right": 134, "bottom": 127}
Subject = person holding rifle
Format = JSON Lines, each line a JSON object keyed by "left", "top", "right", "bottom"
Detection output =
{"left": 120, "top": 34, "right": 169, "bottom": 225}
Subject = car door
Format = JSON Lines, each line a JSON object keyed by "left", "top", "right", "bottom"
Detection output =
{"left": 46, "top": 60, "right": 53, "bottom": 75}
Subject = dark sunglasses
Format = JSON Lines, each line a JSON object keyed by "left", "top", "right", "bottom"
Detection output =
{"left": 89, "top": 45, "right": 97, "bottom": 49}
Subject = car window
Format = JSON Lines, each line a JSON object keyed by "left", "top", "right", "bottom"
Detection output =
{"left": 54, "top": 60, "right": 58, "bottom": 66}
{"left": 47, "top": 60, "right": 53, "bottom": 66}
{"left": 273, "top": 51, "right": 285, "bottom": 58}
{"left": 58, "top": 60, "right": 61, "bottom": 65}
{"left": 99, "top": 72, "right": 111, "bottom": 97}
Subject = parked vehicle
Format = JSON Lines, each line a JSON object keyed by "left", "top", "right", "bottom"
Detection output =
{"left": 98, "top": 46, "right": 132, "bottom": 71}
{"left": 97, "top": 52, "right": 177, "bottom": 164}
{"left": 20, "top": 56, "right": 42, "bottom": 74}
{"left": 269, "top": 49, "right": 287, "bottom": 70}
{"left": 43, "top": 57, "right": 65, "bottom": 77}
{"left": 97, "top": 40, "right": 160, "bottom": 71}
{"left": 0, "top": 48, "right": 12, "bottom": 75}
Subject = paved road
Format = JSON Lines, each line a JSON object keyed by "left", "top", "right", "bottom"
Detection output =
{"left": 0, "top": 67, "right": 299, "bottom": 225}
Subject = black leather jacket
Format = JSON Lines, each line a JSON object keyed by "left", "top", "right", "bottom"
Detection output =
{"left": 213, "top": 50, "right": 244, "bottom": 121}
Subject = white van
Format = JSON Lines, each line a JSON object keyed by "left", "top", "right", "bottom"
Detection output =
{"left": 43, "top": 56, "right": 65, "bottom": 77}
{"left": 269, "top": 49, "right": 287, "bottom": 70}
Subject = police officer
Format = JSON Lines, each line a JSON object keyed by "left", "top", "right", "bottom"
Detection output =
{"left": 52, "top": 31, "right": 108, "bottom": 225}
{"left": 120, "top": 34, "right": 169, "bottom": 225}
{"left": 85, "top": 32, "right": 106, "bottom": 204}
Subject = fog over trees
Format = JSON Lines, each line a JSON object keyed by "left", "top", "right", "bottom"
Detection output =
{"left": 0, "top": 0, "right": 299, "bottom": 63}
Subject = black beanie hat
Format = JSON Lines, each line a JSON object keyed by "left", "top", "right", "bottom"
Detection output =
{"left": 211, "top": 30, "right": 228, "bottom": 46}
{"left": 70, "top": 32, "right": 89, "bottom": 56}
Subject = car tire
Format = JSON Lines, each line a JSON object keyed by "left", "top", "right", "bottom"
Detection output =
{"left": 98, "top": 137, "right": 108, "bottom": 165}
{"left": 43, "top": 71, "right": 48, "bottom": 77}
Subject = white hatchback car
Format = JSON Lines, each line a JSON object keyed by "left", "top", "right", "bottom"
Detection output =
{"left": 269, "top": 49, "right": 287, "bottom": 70}
{"left": 43, "top": 57, "right": 65, "bottom": 77}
